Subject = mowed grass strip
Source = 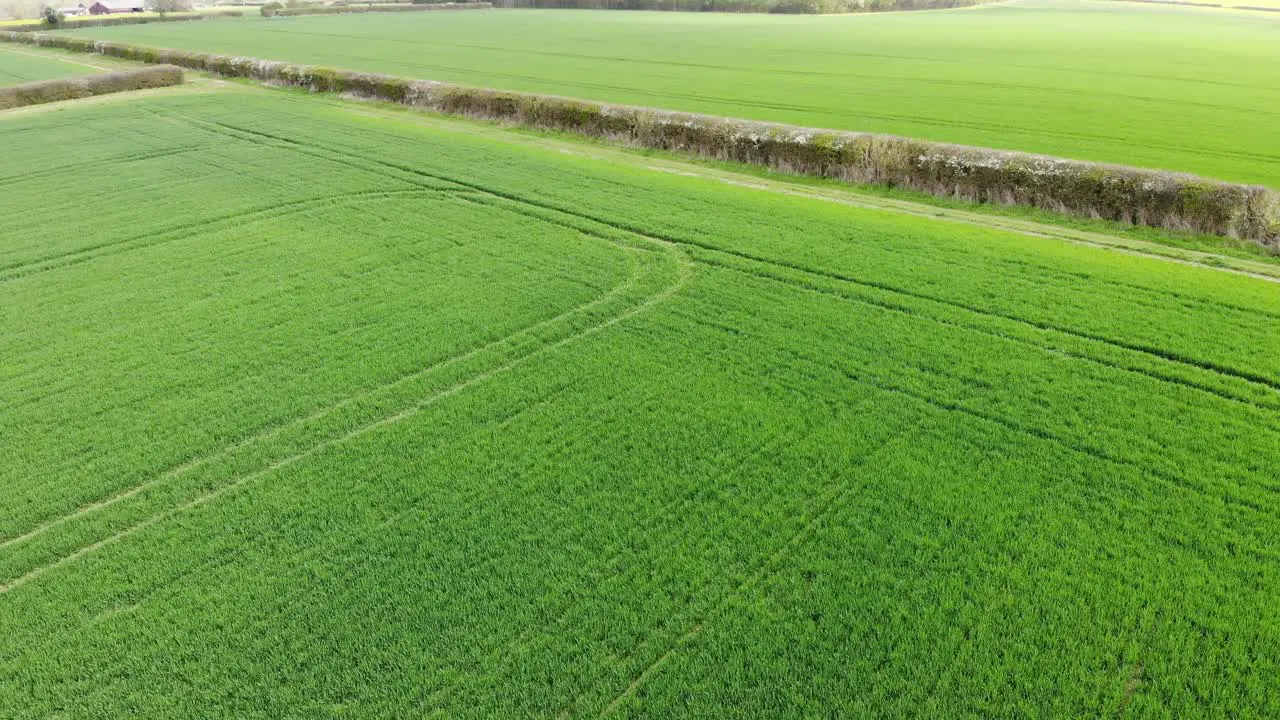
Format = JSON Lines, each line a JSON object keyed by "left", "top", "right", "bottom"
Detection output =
{"left": 0, "top": 88, "right": 1278, "bottom": 716}
{"left": 59, "top": 0, "right": 1280, "bottom": 187}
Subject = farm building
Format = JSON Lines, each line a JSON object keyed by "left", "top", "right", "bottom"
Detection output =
{"left": 88, "top": 0, "right": 145, "bottom": 13}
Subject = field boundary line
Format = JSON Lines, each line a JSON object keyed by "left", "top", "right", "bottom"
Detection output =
{"left": 0, "top": 82, "right": 217, "bottom": 121}
{"left": 1100, "top": 0, "right": 1280, "bottom": 14}
{"left": 331, "top": 101, "right": 1280, "bottom": 284}
{"left": 646, "top": 166, "right": 1280, "bottom": 285}
{"left": 103, "top": 105, "right": 1280, "bottom": 417}
{"left": 784, "top": 343, "right": 1280, "bottom": 524}
{"left": 182, "top": 98, "right": 1280, "bottom": 299}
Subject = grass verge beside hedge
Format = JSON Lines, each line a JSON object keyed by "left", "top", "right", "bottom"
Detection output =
{"left": 0, "top": 64, "right": 183, "bottom": 109}
{"left": 3, "top": 31, "right": 1276, "bottom": 249}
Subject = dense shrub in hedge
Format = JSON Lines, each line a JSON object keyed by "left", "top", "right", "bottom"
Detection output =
{"left": 400, "top": 85, "right": 1280, "bottom": 247}
{"left": 3, "top": 31, "right": 1276, "bottom": 248}
{"left": 0, "top": 64, "right": 183, "bottom": 109}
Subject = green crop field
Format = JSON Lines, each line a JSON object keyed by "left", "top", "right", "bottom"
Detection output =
{"left": 0, "top": 46, "right": 98, "bottom": 83}
{"left": 2, "top": 81, "right": 1279, "bottom": 717}
{"left": 60, "top": 0, "right": 1280, "bottom": 187}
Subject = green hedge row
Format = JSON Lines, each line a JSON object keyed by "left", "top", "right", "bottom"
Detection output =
{"left": 0, "top": 64, "right": 183, "bottom": 110}
{"left": 6, "top": 12, "right": 242, "bottom": 33}
{"left": 490, "top": 0, "right": 983, "bottom": 13}
{"left": 271, "top": 3, "right": 490, "bottom": 15}
{"left": 3, "top": 30, "right": 1276, "bottom": 248}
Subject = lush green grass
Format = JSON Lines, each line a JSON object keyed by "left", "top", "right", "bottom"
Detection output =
{"left": 0, "top": 46, "right": 97, "bottom": 83}
{"left": 2, "top": 85, "right": 1279, "bottom": 717}
{"left": 59, "top": 0, "right": 1280, "bottom": 188}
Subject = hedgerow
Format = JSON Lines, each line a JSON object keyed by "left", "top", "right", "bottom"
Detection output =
{"left": 2, "top": 31, "right": 1275, "bottom": 247}
{"left": 0, "top": 64, "right": 183, "bottom": 109}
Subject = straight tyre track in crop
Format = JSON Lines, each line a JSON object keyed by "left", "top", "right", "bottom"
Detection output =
{"left": 417, "top": 388, "right": 806, "bottom": 712}
{"left": 582, "top": 424, "right": 929, "bottom": 718}
{"left": 0, "top": 145, "right": 207, "bottom": 190}
{"left": 429, "top": 396, "right": 877, "bottom": 713}
{"left": 677, "top": 261, "right": 1280, "bottom": 522}
{"left": 0, "top": 188, "right": 462, "bottom": 281}
{"left": 688, "top": 245, "right": 1280, "bottom": 414}
{"left": 658, "top": 235, "right": 1280, "bottom": 394}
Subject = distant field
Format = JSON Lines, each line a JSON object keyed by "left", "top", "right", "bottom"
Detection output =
{"left": 59, "top": 0, "right": 1280, "bottom": 187}
{"left": 3, "top": 83, "right": 1279, "bottom": 716}
{"left": 1112, "top": 0, "right": 1280, "bottom": 7}
{"left": 0, "top": 46, "right": 97, "bottom": 83}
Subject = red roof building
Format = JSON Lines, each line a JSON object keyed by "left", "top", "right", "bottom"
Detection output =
{"left": 88, "top": 1, "right": 145, "bottom": 14}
